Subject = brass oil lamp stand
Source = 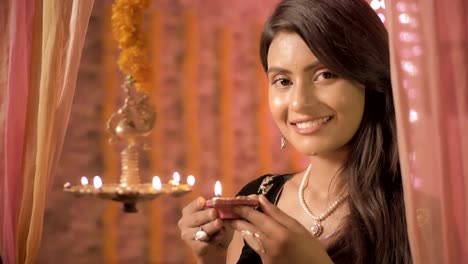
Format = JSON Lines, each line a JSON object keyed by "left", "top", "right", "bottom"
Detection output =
{"left": 64, "top": 78, "right": 192, "bottom": 213}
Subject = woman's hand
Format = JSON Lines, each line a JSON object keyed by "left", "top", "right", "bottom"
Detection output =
{"left": 229, "top": 195, "right": 333, "bottom": 264}
{"left": 178, "top": 196, "right": 234, "bottom": 263}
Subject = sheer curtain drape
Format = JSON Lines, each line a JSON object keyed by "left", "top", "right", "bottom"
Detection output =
{"left": 0, "top": 1, "right": 94, "bottom": 263}
{"left": 387, "top": 0, "right": 468, "bottom": 263}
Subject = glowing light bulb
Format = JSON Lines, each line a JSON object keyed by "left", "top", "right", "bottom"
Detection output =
{"left": 409, "top": 110, "right": 419, "bottom": 123}
{"left": 378, "top": 13, "right": 385, "bottom": 23}
{"left": 370, "top": 0, "right": 382, "bottom": 10}
{"left": 399, "top": 13, "right": 410, "bottom": 24}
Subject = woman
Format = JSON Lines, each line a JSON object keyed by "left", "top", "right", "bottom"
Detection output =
{"left": 178, "top": 0, "right": 412, "bottom": 263}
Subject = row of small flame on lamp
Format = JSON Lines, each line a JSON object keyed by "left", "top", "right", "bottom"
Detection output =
{"left": 77, "top": 173, "right": 226, "bottom": 196}
{"left": 72, "top": 169, "right": 255, "bottom": 217}
{"left": 78, "top": 172, "right": 196, "bottom": 190}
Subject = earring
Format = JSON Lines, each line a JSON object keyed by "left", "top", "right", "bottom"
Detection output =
{"left": 281, "top": 135, "right": 286, "bottom": 149}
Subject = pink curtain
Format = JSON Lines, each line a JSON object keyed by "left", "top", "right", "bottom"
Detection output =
{"left": 387, "top": 0, "right": 468, "bottom": 263}
{"left": 0, "top": 1, "right": 34, "bottom": 263}
{"left": 0, "top": 0, "right": 94, "bottom": 263}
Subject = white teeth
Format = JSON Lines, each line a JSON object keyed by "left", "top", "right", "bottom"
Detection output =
{"left": 295, "top": 116, "right": 331, "bottom": 129}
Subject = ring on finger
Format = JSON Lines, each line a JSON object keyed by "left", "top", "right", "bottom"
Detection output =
{"left": 194, "top": 226, "right": 210, "bottom": 242}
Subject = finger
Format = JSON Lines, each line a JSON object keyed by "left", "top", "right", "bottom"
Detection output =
{"left": 210, "top": 226, "right": 230, "bottom": 247}
{"left": 182, "top": 196, "right": 207, "bottom": 215}
{"left": 181, "top": 218, "right": 221, "bottom": 242}
{"left": 229, "top": 219, "right": 258, "bottom": 234}
{"left": 200, "top": 218, "right": 223, "bottom": 236}
{"left": 229, "top": 219, "right": 266, "bottom": 239}
{"left": 258, "top": 195, "right": 305, "bottom": 233}
{"left": 180, "top": 208, "right": 218, "bottom": 228}
{"left": 229, "top": 220, "right": 266, "bottom": 254}
{"left": 241, "top": 230, "right": 265, "bottom": 254}
{"left": 246, "top": 194, "right": 259, "bottom": 200}
{"left": 232, "top": 204, "right": 284, "bottom": 235}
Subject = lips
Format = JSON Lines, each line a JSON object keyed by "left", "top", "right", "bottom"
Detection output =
{"left": 290, "top": 116, "right": 333, "bottom": 134}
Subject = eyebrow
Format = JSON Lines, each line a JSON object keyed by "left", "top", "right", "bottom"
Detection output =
{"left": 266, "top": 60, "right": 322, "bottom": 75}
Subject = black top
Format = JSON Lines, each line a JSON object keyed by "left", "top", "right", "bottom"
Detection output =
{"left": 235, "top": 174, "right": 293, "bottom": 264}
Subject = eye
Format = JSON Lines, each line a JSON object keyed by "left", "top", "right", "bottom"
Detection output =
{"left": 272, "top": 78, "right": 292, "bottom": 88}
{"left": 322, "top": 71, "right": 337, "bottom": 79}
{"left": 315, "top": 71, "right": 338, "bottom": 82}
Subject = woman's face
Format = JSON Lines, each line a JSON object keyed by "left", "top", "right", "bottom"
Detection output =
{"left": 267, "top": 32, "right": 365, "bottom": 156}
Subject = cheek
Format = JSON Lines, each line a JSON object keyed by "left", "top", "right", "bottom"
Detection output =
{"left": 345, "top": 89, "right": 365, "bottom": 114}
{"left": 268, "top": 91, "right": 288, "bottom": 118}
{"left": 335, "top": 90, "right": 365, "bottom": 131}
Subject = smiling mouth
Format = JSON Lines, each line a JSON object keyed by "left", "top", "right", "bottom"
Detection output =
{"left": 290, "top": 116, "right": 333, "bottom": 133}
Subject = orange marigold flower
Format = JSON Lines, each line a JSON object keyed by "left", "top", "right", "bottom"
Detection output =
{"left": 111, "top": 0, "right": 151, "bottom": 93}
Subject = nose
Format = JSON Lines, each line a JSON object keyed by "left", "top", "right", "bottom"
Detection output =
{"left": 289, "top": 79, "right": 317, "bottom": 111}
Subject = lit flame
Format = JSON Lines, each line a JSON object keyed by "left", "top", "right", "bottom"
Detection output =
{"left": 152, "top": 176, "right": 162, "bottom": 190}
{"left": 172, "top": 172, "right": 180, "bottom": 185}
{"left": 187, "top": 175, "right": 195, "bottom": 186}
{"left": 81, "top": 176, "right": 89, "bottom": 185}
{"left": 93, "top": 176, "right": 103, "bottom": 189}
{"left": 214, "top": 181, "right": 222, "bottom": 196}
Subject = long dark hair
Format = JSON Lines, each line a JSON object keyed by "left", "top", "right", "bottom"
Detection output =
{"left": 260, "top": 0, "right": 411, "bottom": 263}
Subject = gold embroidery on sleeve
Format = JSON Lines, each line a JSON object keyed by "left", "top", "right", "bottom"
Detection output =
{"left": 258, "top": 175, "right": 275, "bottom": 195}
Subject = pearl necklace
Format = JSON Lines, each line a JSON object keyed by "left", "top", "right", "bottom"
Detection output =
{"left": 298, "top": 163, "right": 349, "bottom": 237}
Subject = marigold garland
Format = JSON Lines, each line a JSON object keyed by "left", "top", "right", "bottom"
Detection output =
{"left": 111, "top": 0, "right": 151, "bottom": 92}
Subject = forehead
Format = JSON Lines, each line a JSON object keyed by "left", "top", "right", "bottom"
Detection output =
{"left": 267, "top": 32, "right": 318, "bottom": 70}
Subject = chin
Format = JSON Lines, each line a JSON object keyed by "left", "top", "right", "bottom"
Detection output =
{"left": 295, "top": 144, "right": 342, "bottom": 157}
{"left": 304, "top": 151, "right": 324, "bottom": 157}
{"left": 295, "top": 146, "right": 321, "bottom": 156}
